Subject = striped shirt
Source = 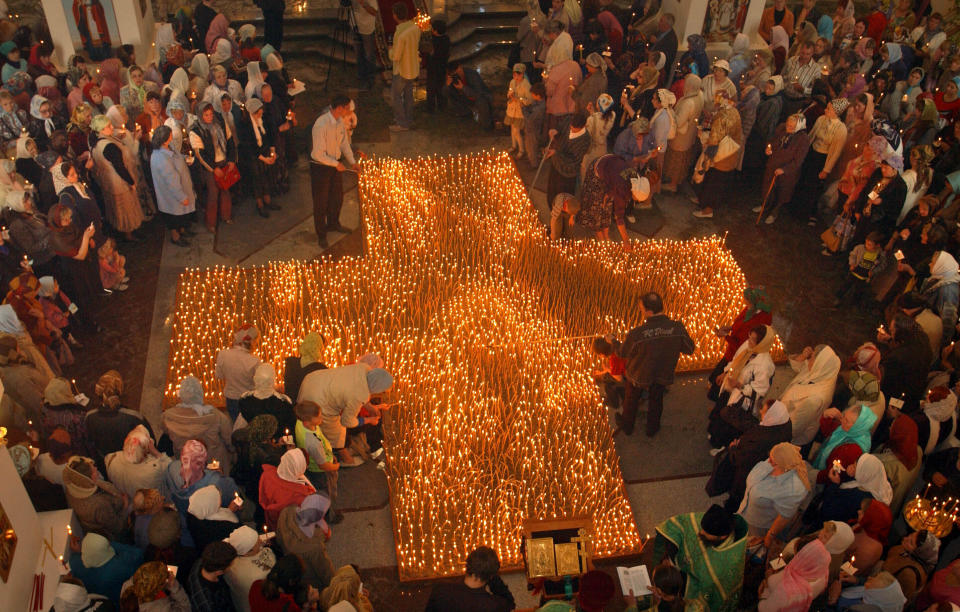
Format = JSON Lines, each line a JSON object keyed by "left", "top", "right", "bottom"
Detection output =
{"left": 781, "top": 56, "right": 820, "bottom": 97}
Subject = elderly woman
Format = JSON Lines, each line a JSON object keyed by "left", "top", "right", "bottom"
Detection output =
{"left": 813, "top": 404, "right": 879, "bottom": 472}
{"left": 719, "top": 399, "right": 793, "bottom": 511}
{"left": 68, "top": 533, "right": 143, "bottom": 603}
{"left": 276, "top": 494, "right": 335, "bottom": 587}
{"left": 5, "top": 272, "right": 60, "bottom": 369}
{"left": 0, "top": 333, "right": 49, "bottom": 427}
{"left": 189, "top": 101, "right": 236, "bottom": 232}
{"left": 779, "top": 345, "right": 842, "bottom": 446}
{"left": 576, "top": 154, "right": 633, "bottom": 246}
{"left": 691, "top": 90, "right": 741, "bottom": 219}
{"left": 916, "top": 386, "right": 959, "bottom": 456}
{"left": 62, "top": 455, "right": 129, "bottom": 540}
{"left": 661, "top": 74, "right": 703, "bottom": 193}
{"left": 41, "top": 377, "right": 88, "bottom": 449}
{"left": 163, "top": 97, "right": 193, "bottom": 152}
{"left": 216, "top": 325, "right": 262, "bottom": 421}
{"left": 150, "top": 125, "right": 195, "bottom": 247}
{"left": 299, "top": 363, "right": 395, "bottom": 464}
{"left": 883, "top": 529, "right": 940, "bottom": 602}
{"left": 710, "top": 287, "right": 773, "bottom": 386}
{"left": 162, "top": 376, "right": 235, "bottom": 474}
{"left": 14, "top": 135, "right": 42, "bottom": 186}
{"left": 758, "top": 535, "right": 831, "bottom": 611}
{"left": 118, "top": 64, "right": 149, "bottom": 124}
{"left": 918, "top": 251, "right": 960, "bottom": 348}
{"left": 66, "top": 102, "right": 94, "bottom": 160}
{"left": 259, "top": 448, "right": 317, "bottom": 529}
{"left": 186, "top": 483, "right": 242, "bottom": 553}
{"left": 876, "top": 415, "right": 922, "bottom": 514}
{"left": 204, "top": 64, "right": 244, "bottom": 106}
{"left": 819, "top": 454, "right": 894, "bottom": 524}
{"left": 236, "top": 97, "right": 277, "bottom": 218}
{"left": 27, "top": 95, "right": 63, "bottom": 151}
{"left": 104, "top": 425, "right": 172, "bottom": 499}
{"left": 701, "top": 59, "right": 737, "bottom": 119}
{"left": 283, "top": 331, "right": 327, "bottom": 403}
{"left": 738, "top": 442, "right": 810, "bottom": 548}
{"left": 572, "top": 53, "right": 607, "bottom": 115}
{"left": 794, "top": 98, "right": 849, "bottom": 225}
{"left": 256, "top": 81, "right": 293, "bottom": 191}
{"left": 89, "top": 114, "right": 143, "bottom": 241}
{"left": 163, "top": 439, "right": 240, "bottom": 516}
{"left": 757, "top": 112, "right": 811, "bottom": 225}
{"left": 239, "top": 362, "right": 295, "bottom": 434}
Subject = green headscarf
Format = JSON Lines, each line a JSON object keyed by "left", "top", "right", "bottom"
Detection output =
{"left": 299, "top": 331, "right": 324, "bottom": 367}
{"left": 813, "top": 406, "right": 878, "bottom": 469}
{"left": 248, "top": 414, "right": 278, "bottom": 446}
{"left": 742, "top": 286, "right": 771, "bottom": 321}
{"left": 848, "top": 371, "right": 880, "bottom": 402}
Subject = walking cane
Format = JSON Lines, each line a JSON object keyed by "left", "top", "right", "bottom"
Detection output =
{"left": 755, "top": 173, "right": 779, "bottom": 225}
{"left": 530, "top": 132, "right": 556, "bottom": 193}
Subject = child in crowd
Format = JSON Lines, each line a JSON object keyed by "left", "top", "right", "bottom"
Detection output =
{"left": 505, "top": 63, "right": 531, "bottom": 159}
{"left": 98, "top": 237, "right": 127, "bottom": 292}
{"left": 36, "top": 275, "right": 82, "bottom": 347}
{"left": 522, "top": 82, "right": 547, "bottom": 169}
{"left": 592, "top": 334, "right": 625, "bottom": 409}
{"left": 834, "top": 230, "right": 886, "bottom": 308}
{"left": 424, "top": 18, "right": 450, "bottom": 114}
{"left": 549, "top": 193, "right": 581, "bottom": 239}
{"left": 294, "top": 400, "right": 342, "bottom": 523}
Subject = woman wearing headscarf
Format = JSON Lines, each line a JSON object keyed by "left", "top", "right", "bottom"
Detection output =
{"left": 0, "top": 40, "right": 32, "bottom": 108}
{"left": 813, "top": 404, "right": 879, "bottom": 470}
{"left": 832, "top": 1, "right": 855, "bottom": 42}
{"left": 875, "top": 415, "right": 922, "bottom": 514}
{"left": 163, "top": 96, "right": 193, "bottom": 153}
{"left": 795, "top": 98, "right": 849, "bottom": 225}
{"left": 238, "top": 24, "right": 260, "bottom": 62}
{"left": 118, "top": 64, "right": 148, "bottom": 125}
{"left": 104, "top": 424, "right": 171, "bottom": 500}
{"left": 878, "top": 43, "right": 909, "bottom": 82}
{"left": 204, "top": 64, "right": 244, "bottom": 106}
{"left": 27, "top": 94, "right": 64, "bottom": 149}
{"left": 757, "top": 112, "right": 811, "bottom": 225}
{"left": 82, "top": 82, "right": 112, "bottom": 115}
{"left": 163, "top": 439, "right": 240, "bottom": 517}
{"left": 276, "top": 494, "right": 335, "bottom": 587}
{"left": 320, "top": 565, "right": 372, "bottom": 612}
{"left": 186, "top": 483, "right": 241, "bottom": 553}
{"left": 119, "top": 560, "right": 190, "bottom": 611}
{"left": 678, "top": 34, "right": 709, "bottom": 79}
{"left": 259, "top": 448, "right": 317, "bottom": 529}
{"left": 283, "top": 333, "right": 327, "bottom": 404}
{"left": 65, "top": 67, "right": 92, "bottom": 114}
{"left": 580, "top": 93, "right": 615, "bottom": 179}
{"left": 68, "top": 532, "right": 143, "bottom": 602}
{"left": 205, "top": 13, "right": 236, "bottom": 57}
{"left": 834, "top": 134, "right": 886, "bottom": 231}
{"left": 89, "top": 114, "right": 143, "bottom": 241}
{"left": 883, "top": 529, "right": 939, "bottom": 601}
{"left": 5, "top": 192, "right": 59, "bottom": 286}
{"left": 62, "top": 455, "right": 129, "bottom": 540}
{"left": 41, "top": 377, "right": 88, "bottom": 454}
{"left": 737, "top": 442, "right": 810, "bottom": 546}
{"left": 55, "top": 160, "right": 103, "bottom": 248}
{"left": 722, "top": 399, "right": 793, "bottom": 512}
{"left": 744, "top": 49, "right": 775, "bottom": 92}
{"left": 97, "top": 58, "right": 123, "bottom": 104}
{"left": 150, "top": 125, "right": 194, "bottom": 247}
{"left": 46, "top": 203, "right": 100, "bottom": 308}
{"left": 5, "top": 272, "right": 59, "bottom": 367}
{"left": 0, "top": 89, "right": 27, "bottom": 142}
{"left": 769, "top": 26, "right": 789, "bottom": 73}
{"left": 779, "top": 345, "right": 842, "bottom": 446}
{"left": 622, "top": 64, "right": 659, "bottom": 124}
{"left": 575, "top": 154, "right": 625, "bottom": 242}
{"left": 13, "top": 134, "right": 42, "bottom": 185}
{"left": 735, "top": 78, "right": 761, "bottom": 171}
{"left": 918, "top": 251, "right": 960, "bottom": 348}
{"left": 916, "top": 386, "right": 959, "bottom": 457}
{"left": 707, "top": 325, "right": 777, "bottom": 449}
{"left": 647, "top": 88, "right": 675, "bottom": 184}
{"left": 244, "top": 60, "right": 265, "bottom": 102}
{"left": 236, "top": 97, "right": 277, "bottom": 218}
{"left": 65, "top": 102, "right": 93, "bottom": 161}
{"left": 711, "top": 286, "right": 773, "bottom": 385}
{"left": 835, "top": 569, "right": 907, "bottom": 610}
{"left": 105, "top": 104, "right": 156, "bottom": 219}
{"left": 898, "top": 145, "right": 935, "bottom": 224}
{"left": 187, "top": 53, "right": 209, "bottom": 99}
{"left": 572, "top": 52, "right": 607, "bottom": 116}
{"left": 239, "top": 362, "right": 295, "bottom": 433}
{"left": 661, "top": 74, "right": 703, "bottom": 193}
{"left": 135, "top": 91, "right": 168, "bottom": 145}
{"left": 234, "top": 413, "right": 285, "bottom": 499}
{"left": 255, "top": 80, "right": 293, "bottom": 192}
{"left": 758, "top": 536, "right": 831, "bottom": 611}
{"left": 690, "top": 90, "right": 741, "bottom": 219}
{"left": 189, "top": 100, "right": 235, "bottom": 232}
{"left": 820, "top": 454, "right": 894, "bottom": 524}
{"left": 727, "top": 33, "right": 751, "bottom": 84}
{"left": 754, "top": 76, "right": 786, "bottom": 152}
{"left": 162, "top": 376, "right": 235, "bottom": 475}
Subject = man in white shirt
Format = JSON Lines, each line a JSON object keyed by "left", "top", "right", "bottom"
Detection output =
{"left": 352, "top": 0, "right": 379, "bottom": 91}
{"left": 388, "top": 2, "right": 420, "bottom": 131}
{"left": 310, "top": 95, "right": 359, "bottom": 248}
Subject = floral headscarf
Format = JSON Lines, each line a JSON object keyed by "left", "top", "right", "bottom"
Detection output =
{"left": 179, "top": 439, "right": 207, "bottom": 487}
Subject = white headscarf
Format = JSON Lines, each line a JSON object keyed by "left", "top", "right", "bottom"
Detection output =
{"left": 929, "top": 251, "right": 960, "bottom": 290}
{"left": 244, "top": 61, "right": 264, "bottom": 101}
{"left": 169, "top": 67, "right": 190, "bottom": 97}
{"left": 4, "top": 189, "right": 27, "bottom": 212}
{"left": 121, "top": 424, "right": 153, "bottom": 463}
{"left": 246, "top": 362, "right": 290, "bottom": 401}
{"left": 760, "top": 400, "right": 790, "bottom": 426}
{"left": 224, "top": 525, "right": 259, "bottom": 555}
{"left": 276, "top": 448, "right": 314, "bottom": 488}
{"left": 178, "top": 376, "right": 213, "bottom": 416}
{"left": 52, "top": 582, "right": 95, "bottom": 612}
{"left": 187, "top": 484, "right": 239, "bottom": 523}
{"left": 0, "top": 304, "right": 24, "bottom": 334}
{"left": 155, "top": 23, "right": 176, "bottom": 57}
{"left": 189, "top": 53, "right": 210, "bottom": 81}
{"left": 15, "top": 135, "right": 35, "bottom": 159}
{"left": 29, "top": 95, "right": 54, "bottom": 136}
{"left": 210, "top": 38, "right": 233, "bottom": 66}
{"left": 840, "top": 454, "right": 893, "bottom": 505}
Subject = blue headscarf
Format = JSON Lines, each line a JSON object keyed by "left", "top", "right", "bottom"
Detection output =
{"left": 817, "top": 15, "right": 834, "bottom": 43}
{"left": 813, "top": 406, "right": 878, "bottom": 469}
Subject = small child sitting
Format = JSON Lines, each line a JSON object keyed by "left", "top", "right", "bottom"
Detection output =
{"left": 522, "top": 81, "right": 547, "bottom": 169}
{"left": 834, "top": 230, "right": 886, "bottom": 308}
{"left": 592, "top": 334, "right": 625, "bottom": 409}
{"left": 98, "top": 237, "right": 128, "bottom": 291}
{"left": 37, "top": 275, "right": 81, "bottom": 347}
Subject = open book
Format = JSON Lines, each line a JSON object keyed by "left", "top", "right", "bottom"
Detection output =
{"left": 616, "top": 564, "right": 652, "bottom": 596}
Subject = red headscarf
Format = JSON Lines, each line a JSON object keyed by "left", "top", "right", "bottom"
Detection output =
{"left": 887, "top": 415, "right": 919, "bottom": 470}
{"left": 28, "top": 43, "right": 54, "bottom": 75}
{"left": 856, "top": 499, "right": 892, "bottom": 545}
{"left": 82, "top": 81, "right": 99, "bottom": 104}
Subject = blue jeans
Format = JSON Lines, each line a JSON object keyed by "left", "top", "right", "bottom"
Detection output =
{"left": 391, "top": 75, "right": 416, "bottom": 128}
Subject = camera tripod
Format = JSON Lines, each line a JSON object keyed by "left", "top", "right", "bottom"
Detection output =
{"left": 322, "top": 2, "right": 358, "bottom": 91}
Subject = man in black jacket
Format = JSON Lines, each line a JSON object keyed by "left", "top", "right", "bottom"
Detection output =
{"left": 425, "top": 546, "right": 514, "bottom": 612}
{"left": 618, "top": 291, "right": 696, "bottom": 437}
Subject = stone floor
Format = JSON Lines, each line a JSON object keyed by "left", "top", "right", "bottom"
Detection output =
{"left": 50, "top": 34, "right": 885, "bottom": 611}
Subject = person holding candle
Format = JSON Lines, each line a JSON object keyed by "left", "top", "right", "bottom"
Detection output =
{"left": 186, "top": 484, "right": 242, "bottom": 554}
{"left": 690, "top": 90, "right": 742, "bottom": 219}
{"left": 89, "top": 113, "right": 143, "bottom": 242}
{"left": 84, "top": 369, "right": 154, "bottom": 474}
{"left": 572, "top": 53, "right": 607, "bottom": 116}
{"left": 119, "top": 559, "right": 191, "bottom": 611}
{"left": 63, "top": 455, "right": 130, "bottom": 541}
{"left": 223, "top": 525, "right": 276, "bottom": 612}
{"left": 617, "top": 291, "right": 696, "bottom": 437}
{"left": 876, "top": 415, "right": 924, "bottom": 514}
{"left": 104, "top": 424, "right": 171, "bottom": 500}
{"left": 275, "top": 494, "right": 335, "bottom": 587}
{"left": 163, "top": 439, "right": 240, "bottom": 519}
{"left": 163, "top": 376, "right": 236, "bottom": 475}
{"left": 883, "top": 529, "right": 940, "bottom": 601}
{"left": 661, "top": 73, "right": 703, "bottom": 193}
{"left": 236, "top": 413, "right": 286, "bottom": 500}
{"left": 150, "top": 125, "right": 195, "bottom": 248}
{"left": 258, "top": 448, "right": 316, "bottom": 530}
{"left": 792, "top": 97, "right": 849, "bottom": 226}
{"left": 737, "top": 442, "right": 810, "bottom": 546}
{"left": 757, "top": 533, "right": 831, "bottom": 611}
{"left": 878, "top": 313, "right": 935, "bottom": 415}
{"left": 40, "top": 378, "right": 88, "bottom": 455}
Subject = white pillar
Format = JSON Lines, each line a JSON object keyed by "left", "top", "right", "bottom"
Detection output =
{"left": 39, "top": 0, "right": 77, "bottom": 68}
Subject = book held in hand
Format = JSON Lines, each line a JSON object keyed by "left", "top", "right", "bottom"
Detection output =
{"left": 616, "top": 564, "right": 651, "bottom": 596}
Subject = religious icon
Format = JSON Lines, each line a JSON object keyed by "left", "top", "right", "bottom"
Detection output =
{"left": 526, "top": 537, "right": 556, "bottom": 578}
{"left": 554, "top": 542, "right": 581, "bottom": 575}
{"left": 0, "top": 500, "right": 17, "bottom": 582}
{"left": 702, "top": 0, "right": 750, "bottom": 42}
{"left": 64, "top": 0, "right": 120, "bottom": 60}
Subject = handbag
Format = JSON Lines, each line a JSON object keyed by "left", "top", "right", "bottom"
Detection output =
{"left": 705, "top": 447, "right": 735, "bottom": 497}
{"left": 214, "top": 163, "right": 241, "bottom": 191}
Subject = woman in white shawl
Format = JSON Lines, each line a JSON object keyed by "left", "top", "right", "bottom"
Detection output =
{"left": 841, "top": 454, "right": 894, "bottom": 506}
{"left": 662, "top": 74, "right": 704, "bottom": 192}
{"left": 779, "top": 345, "right": 841, "bottom": 446}
{"left": 244, "top": 61, "right": 264, "bottom": 102}
{"left": 203, "top": 64, "right": 244, "bottom": 106}
{"left": 154, "top": 22, "right": 176, "bottom": 59}
{"left": 238, "top": 362, "right": 296, "bottom": 434}
{"left": 186, "top": 483, "right": 243, "bottom": 552}
{"left": 919, "top": 251, "right": 960, "bottom": 348}
{"left": 105, "top": 105, "right": 156, "bottom": 217}
{"left": 161, "top": 376, "right": 235, "bottom": 474}
{"left": 104, "top": 424, "right": 172, "bottom": 499}
{"left": 163, "top": 97, "right": 194, "bottom": 152}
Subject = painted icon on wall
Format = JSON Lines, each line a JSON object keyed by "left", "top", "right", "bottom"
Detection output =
{"left": 702, "top": 0, "right": 750, "bottom": 42}
{"left": 0, "top": 500, "right": 17, "bottom": 583}
{"left": 64, "top": 0, "right": 121, "bottom": 60}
